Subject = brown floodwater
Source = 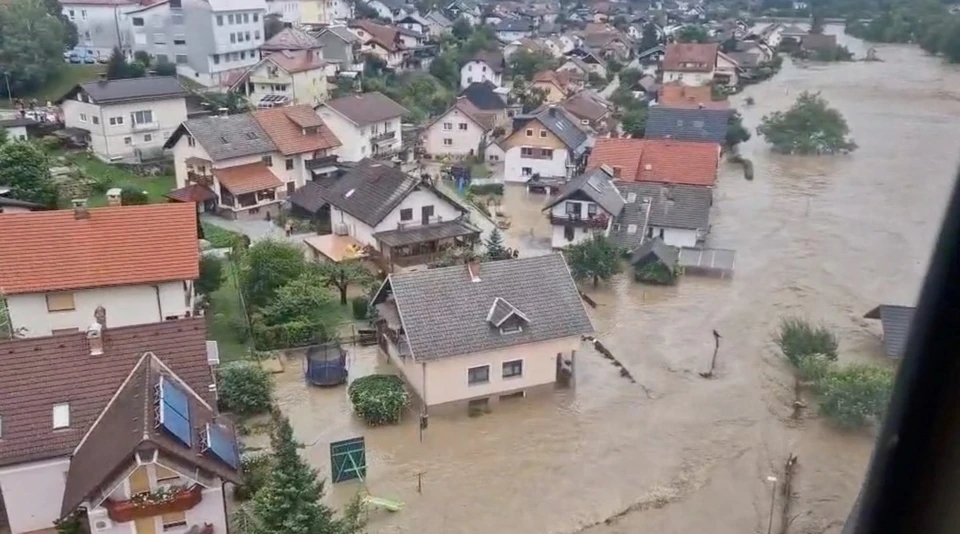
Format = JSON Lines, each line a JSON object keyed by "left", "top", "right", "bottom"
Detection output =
{"left": 264, "top": 26, "right": 960, "bottom": 534}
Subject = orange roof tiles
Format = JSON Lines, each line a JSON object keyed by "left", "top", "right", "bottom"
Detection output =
{"left": 663, "top": 43, "right": 719, "bottom": 72}
{"left": 658, "top": 84, "right": 729, "bottom": 110}
{"left": 0, "top": 203, "right": 199, "bottom": 294}
{"left": 213, "top": 162, "right": 284, "bottom": 194}
{"left": 252, "top": 105, "right": 341, "bottom": 156}
{"left": 587, "top": 138, "right": 720, "bottom": 187}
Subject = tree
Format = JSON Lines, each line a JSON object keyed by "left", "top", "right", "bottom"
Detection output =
{"left": 239, "top": 239, "right": 308, "bottom": 308}
{"left": 774, "top": 316, "right": 838, "bottom": 367}
{"left": 201, "top": 91, "right": 252, "bottom": 114}
{"left": 348, "top": 375, "right": 410, "bottom": 425}
{"left": 133, "top": 50, "right": 152, "bottom": 67}
{"left": 429, "top": 50, "right": 460, "bottom": 89}
{"left": 263, "top": 13, "right": 285, "bottom": 41}
{"left": 119, "top": 186, "right": 149, "bottom": 205}
{"left": 41, "top": 0, "right": 77, "bottom": 49}
{"left": 251, "top": 412, "right": 364, "bottom": 534}
{"left": 810, "top": 11, "right": 826, "bottom": 34}
{"left": 452, "top": 17, "right": 472, "bottom": 40}
{"left": 676, "top": 25, "right": 710, "bottom": 43}
{"left": 758, "top": 91, "right": 856, "bottom": 154}
{"left": 725, "top": 111, "right": 750, "bottom": 148}
{"left": 484, "top": 228, "right": 510, "bottom": 260}
{"left": 196, "top": 254, "right": 224, "bottom": 296}
{"left": 0, "top": 141, "right": 58, "bottom": 207}
{"left": 106, "top": 47, "right": 127, "bottom": 79}
{"left": 815, "top": 364, "right": 893, "bottom": 428}
{"left": 258, "top": 272, "right": 336, "bottom": 325}
{"left": 640, "top": 23, "right": 660, "bottom": 50}
{"left": 606, "top": 58, "right": 623, "bottom": 78}
{"left": 0, "top": 127, "right": 8, "bottom": 145}
{"left": 0, "top": 0, "right": 68, "bottom": 96}
{"left": 565, "top": 234, "right": 622, "bottom": 287}
{"left": 316, "top": 260, "right": 373, "bottom": 305}
{"left": 154, "top": 60, "right": 177, "bottom": 76}
{"left": 508, "top": 48, "right": 557, "bottom": 80}
{"left": 218, "top": 362, "right": 274, "bottom": 415}
{"left": 617, "top": 67, "right": 642, "bottom": 89}
{"left": 510, "top": 78, "right": 548, "bottom": 113}
{"left": 621, "top": 107, "right": 648, "bottom": 137}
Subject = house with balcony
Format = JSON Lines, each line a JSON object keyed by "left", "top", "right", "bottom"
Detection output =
{"left": 251, "top": 105, "right": 343, "bottom": 183}
{"left": 230, "top": 50, "right": 331, "bottom": 107}
{"left": 58, "top": 77, "right": 188, "bottom": 162}
{"left": 289, "top": 158, "right": 479, "bottom": 270}
{"left": 542, "top": 166, "right": 624, "bottom": 248}
{"left": 370, "top": 254, "right": 593, "bottom": 413}
{"left": 347, "top": 19, "right": 426, "bottom": 71}
{"left": 662, "top": 42, "right": 720, "bottom": 86}
{"left": 503, "top": 106, "right": 590, "bottom": 183}
{"left": 0, "top": 203, "right": 200, "bottom": 338}
{"left": 459, "top": 50, "right": 505, "bottom": 89}
{"left": 316, "top": 92, "right": 408, "bottom": 161}
{"left": 0, "top": 318, "right": 236, "bottom": 534}
{"left": 421, "top": 97, "right": 498, "bottom": 159}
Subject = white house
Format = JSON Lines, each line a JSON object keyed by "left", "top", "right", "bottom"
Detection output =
{"left": 421, "top": 97, "right": 496, "bottom": 159}
{"left": 231, "top": 50, "right": 331, "bottom": 107}
{"left": 61, "top": 0, "right": 140, "bottom": 58}
{"left": 0, "top": 318, "right": 238, "bottom": 534}
{"left": 289, "top": 159, "right": 480, "bottom": 271}
{"left": 0, "top": 203, "right": 199, "bottom": 338}
{"left": 316, "top": 91, "right": 408, "bottom": 161}
{"left": 265, "top": 0, "right": 301, "bottom": 23}
{"left": 57, "top": 77, "right": 188, "bottom": 163}
{"left": 542, "top": 166, "right": 623, "bottom": 248}
{"left": 493, "top": 18, "right": 534, "bottom": 41}
{"left": 0, "top": 117, "right": 34, "bottom": 142}
{"left": 460, "top": 50, "right": 505, "bottom": 89}
{"left": 611, "top": 181, "right": 713, "bottom": 249}
{"left": 364, "top": 0, "right": 407, "bottom": 21}
{"left": 503, "top": 106, "right": 590, "bottom": 183}
{"left": 662, "top": 42, "right": 719, "bottom": 86}
{"left": 715, "top": 50, "right": 740, "bottom": 87}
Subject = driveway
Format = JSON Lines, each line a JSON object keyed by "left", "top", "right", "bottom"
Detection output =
{"left": 201, "top": 214, "right": 311, "bottom": 245}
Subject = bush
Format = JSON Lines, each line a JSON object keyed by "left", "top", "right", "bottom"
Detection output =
{"left": 351, "top": 296, "right": 369, "bottom": 321}
{"left": 468, "top": 183, "right": 504, "bottom": 196}
{"left": 815, "top": 364, "right": 894, "bottom": 428}
{"left": 235, "top": 452, "right": 274, "bottom": 501}
{"left": 218, "top": 362, "right": 274, "bottom": 415}
{"left": 197, "top": 254, "right": 224, "bottom": 296}
{"left": 120, "top": 186, "right": 149, "bottom": 205}
{"left": 775, "top": 317, "right": 838, "bottom": 366}
{"left": 154, "top": 61, "right": 177, "bottom": 76}
{"left": 348, "top": 375, "right": 409, "bottom": 426}
{"left": 37, "top": 136, "right": 63, "bottom": 153}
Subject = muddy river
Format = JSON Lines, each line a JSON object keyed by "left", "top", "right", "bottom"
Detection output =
{"left": 261, "top": 26, "right": 960, "bottom": 534}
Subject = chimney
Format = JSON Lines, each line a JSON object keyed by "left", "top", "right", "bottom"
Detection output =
{"left": 72, "top": 198, "right": 90, "bottom": 220}
{"left": 467, "top": 260, "right": 481, "bottom": 282}
{"left": 548, "top": 105, "right": 557, "bottom": 117}
{"left": 698, "top": 102, "right": 705, "bottom": 109}
{"left": 106, "top": 187, "right": 123, "bottom": 207}
{"left": 86, "top": 322, "right": 104, "bottom": 356}
{"left": 94, "top": 305, "right": 107, "bottom": 328}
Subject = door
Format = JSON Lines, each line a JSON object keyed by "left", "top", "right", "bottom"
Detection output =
{"left": 134, "top": 517, "right": 157, "bottom": 534}
{"left": 286, "top": 182, "right": 296, "bottom": 196}
{"left": 421, "top": 205, "right": 434, "bottom": 225}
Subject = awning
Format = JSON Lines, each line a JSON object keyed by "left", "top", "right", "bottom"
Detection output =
{"left": 165, "top": 184, "right": 217, "bottom": 203}
{"left": 213, "top": 163, "right": 283, "bottom": 195}
{"left": 303, "top": 234, "right": 367, "bottom": 262}
{"left": 373, "top": 219, "right": 480, "bottom": 248}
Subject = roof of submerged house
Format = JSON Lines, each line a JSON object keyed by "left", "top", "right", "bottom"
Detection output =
{"left": 864, "top": 305, "right": 916, "bottom": 358}
{"left": 657, "top": 84, "right": 729, "bottom": 110}
{"left": 630, "top": 237, "right": 679, "bottom": 268}
{"left": 543, "top": 166, "right": 624, "bottom": 215}
{"left": 587, "top": 138, "right": 720, "bottom": 187}
{"left": 644, "top": 106, "right": 731, "bottom": 144}
{"left": 374, "top": 254, "right": 594, "bottom": 361}
{"left": 662, "top": 42, "right": 719, "bottom": 72}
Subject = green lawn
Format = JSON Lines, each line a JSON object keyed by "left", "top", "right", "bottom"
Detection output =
{"left": 1, "top": 65, "right": 105, "bottom": 108}
{"left": 207, "top": 259, "right": 252, "bottom": 364}
{"left": 201, "top": 221, "right": 245, "bottom": 248}
{"left": 52, "top": 151, "right": 175, "bottom": 207}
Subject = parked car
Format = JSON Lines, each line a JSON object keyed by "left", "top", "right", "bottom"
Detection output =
{"left": 68, "top": 48, "right": 95, "bottom": 64}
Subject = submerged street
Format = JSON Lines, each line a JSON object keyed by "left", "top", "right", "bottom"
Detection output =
{"left": 263, "top": 27, "right": 960, "bottom": 534}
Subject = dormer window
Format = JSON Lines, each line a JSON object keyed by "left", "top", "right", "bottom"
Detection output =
{"left": 53, "top": 403, "right": 70, "bottom": 429}
{"left": 486, "top": 297, "right": 530, "bottom": 334}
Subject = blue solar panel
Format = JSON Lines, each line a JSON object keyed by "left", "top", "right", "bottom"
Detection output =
{"left": 158, "top": 377, "right": 192, "bottom": 447}
{"left": 206, "top": 424, "right": 239, "bottom": 468}
{"left": 160, "top": 377, "right": 190, "bottom": 420}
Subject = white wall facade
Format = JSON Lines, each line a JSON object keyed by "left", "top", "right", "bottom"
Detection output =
{"left": 503, "top": 146, "right": 569, "bottom": 183}
{"left": 315, "top": 107, "right": 401, "bottom": 161}
{"left": 662, "top": 69, "right": 714, "bottom": 86}
{"left": 0, "top": 457, "right": 71, "bottom": 533}
{"left": 649, "top": 226, "right": 700, "bottom": 248}
{"left": 62, "top": 3, "right": 129, "bottom": 57}
{"left": 6, "top": 281, "right": 192, "bottom": 337}
{"left": 422, "top": 110, "right": 485, "bottom": 158}
{"left": 62, "top": 96, "right": 187, "bottom": 161}
{"left": 459, "top": 60, "right": 501, "bottom": 89}
{"left": 331, "top": 188, "right": 462, "bottom": 247}
{"left": 2, "top": 124, "right": 28, "bottom": 141}
{"left": 266, "top": 0, "right": 300, "bottom": 23}
{"left": 548, "top": 199, "right": 613, "bottom": 248}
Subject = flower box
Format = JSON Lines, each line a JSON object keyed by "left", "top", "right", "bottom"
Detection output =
{"left": 104, "top": 484, "right": 203, "bottom": 523}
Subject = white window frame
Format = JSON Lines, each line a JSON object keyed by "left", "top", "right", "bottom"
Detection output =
{"left": 467, "top": 364, "right": 490, "bottom": 385}
{"left": 132, "top": 110, "right": 154, "bottom": 125}
{"left": 53, "top": 403, "right": 70, "bottom": 429}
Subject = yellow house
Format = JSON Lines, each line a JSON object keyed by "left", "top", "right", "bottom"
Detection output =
{"left": 531, "top": 70, "right": 582, "bottom": 103}
{"left": 232, "top": 51, "right": 331, "bottom": 108}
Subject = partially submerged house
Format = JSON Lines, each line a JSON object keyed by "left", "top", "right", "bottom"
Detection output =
{"left": 630, "top": 237, "right": 681, "bottom": 284}
{"left": 864, "top": 305, "right": 916, "bottom": 358}
{"left": 542, "top": 166, "right": 624, "bottom": 249}
{"left": 661, "top": 42, "right": 720, "bottom": 86}
{"left": 316, "top": 91, "right": 409, "bottom": 161}
{"left": 657, "top": 83, "right": 729, "bottom": 110}
{"left": 421, "top": 97, "right": 498, "bottom": 159}
{"left": 371, "top": 254, "right": 593, "bottom": 412}
{"left": 503, "top": 106, "right": 590, "bottom": 183}
{"left": 644, "top": 107, "right": 732, "bottom": 145}
{"left": 587, "top": 137, "right": 721, "bottom": 187}
{"left": 609, "top": 181, "right": 712, "bottom": 248}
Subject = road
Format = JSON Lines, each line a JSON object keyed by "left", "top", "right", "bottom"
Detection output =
{"left": 599, "top": 58, "right": 641, "bottom": 99}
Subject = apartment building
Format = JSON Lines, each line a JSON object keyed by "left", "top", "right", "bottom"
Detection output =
{"left": 178, "top": 0, "right": 268, "bottom": 87}
{"left": 61, "top": 0, "right": 139, "bottom": 58}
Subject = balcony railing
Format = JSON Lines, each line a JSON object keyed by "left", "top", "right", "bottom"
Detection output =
{"left": 305, "top": 154, "right": 339, "bottom": 170}
{"left": 548, "top": 213, "right": 609, "bottom": 229}
{"left": 104, "top": 484, "right": 203, "bottom": 523}
{"left": 371, "top": 130, "right": 397, "bottom": 144}
{"left": 131, "top": 121, "right": 160, "bottom": 132}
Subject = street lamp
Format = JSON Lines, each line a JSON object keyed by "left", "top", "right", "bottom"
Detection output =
{"left": 766, "top": 475, "right": 778, "bottom": 534}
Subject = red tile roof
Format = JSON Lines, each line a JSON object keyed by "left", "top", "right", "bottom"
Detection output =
{"left": 252, "top": 105, "right": 342, "bottom": 156}
{"left": 0, "top": 318, "right": 214, "bottom": 467}
{"left": 663, "top": 43, "right": 719, "bottom": 72}
{"left": 658, "top": 84, "right": 729, "bottom": 110}
{"left": 213, "top": 162, "right": 284, "bottom": 194}
{"left": 349, "top": 19, "right": 402, "bottom": 52}
{"left": 587, "top": 138, "right": 719, "bottom": 186}
{"left": 0, "top": 203, "right": 199, "bottom": 295}
{"left": 165, "top": 184, "right": 217, "bottom": 203}
{"left": 265, "top": 50, "right": 327, "bottom": 74}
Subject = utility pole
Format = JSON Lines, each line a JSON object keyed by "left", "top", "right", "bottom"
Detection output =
{"left": 2, "top": 72, "right": 12, "bottom": 108}
{"left": 766, "top": 475, "right": 778, "bottom": 534}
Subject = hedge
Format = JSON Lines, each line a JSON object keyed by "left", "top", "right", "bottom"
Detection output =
{"left": 348, "top": 375, "right": 409, "bottom": 426}
{"left": 218, "top": 362, "right": 273, "bottom": 415}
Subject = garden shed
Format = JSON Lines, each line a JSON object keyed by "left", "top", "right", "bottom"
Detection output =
{"left": 631, "top": 238, "right": 681, "bottom": 284}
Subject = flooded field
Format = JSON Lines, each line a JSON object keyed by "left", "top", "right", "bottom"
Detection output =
{"left": 263, "top": 27, "right": 960, "bottom": 534}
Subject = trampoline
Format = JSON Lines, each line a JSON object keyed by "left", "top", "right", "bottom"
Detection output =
{"left": 304, "top": 342, "right": 348, "bottom": 387}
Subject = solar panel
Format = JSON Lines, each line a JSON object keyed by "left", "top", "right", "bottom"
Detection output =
{"left": 160, "top": 403, "right": 192, "bottom": 447}
{"left": 160, "top": 377, "right": 190, "bottom": 420}
{"left": 158, "top": 377, "right": 192, "bottom": 447}
{"left": 205, "top": 423, "right": 239, "bottom": 469}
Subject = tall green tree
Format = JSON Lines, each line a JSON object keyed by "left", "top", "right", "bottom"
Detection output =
{"left": 758, "top": 91, "right": 856, "bottom": 154}
{"left": 0, "top": 0, "right": 67, "bottom": 96}
{"left": 484, "top": 228, "right": 510, "bottom": 260}
{"left": 41, "top": 0, "right": 77, "bottom": 48}
{"left": 675, "top": 25, "right": 710, "bottom": 43}
{"left": 263, "top": 13, "right": 286, "bottom": 40}
{"left": 239, "top": 239, "right": 308, "bottom": 308}
{"left": 452, "top": 17, "right": 472, "bottom": 40}
{"left": 0, "top": 141, "right": 58, "bottom": 207}
{"left": 508, "top": 48, "right": 557, "bottom": 81}
{"left": 640, "top": 23, "right": 660, "bottom": 50}
{"left": 196, "top": 254, "right": 225, "bottom": 296}
{"left": 565, "top": 234, "right": 622, "bottom": 287}
{"left": 316, "top": 260, "right": 373, "bottom": 305}
{"left": 621, "top": 108, "right": 648, "bottom": 138}
{"left": 725, "top": 112, "right": 751, "bottom": 149}
{"left": 617, "top": 67, "right": 642, "bottom": 89}
{"left": 251, "top": 412, "right": 364, "bottom": 534}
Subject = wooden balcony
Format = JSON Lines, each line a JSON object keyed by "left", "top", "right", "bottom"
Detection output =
{"left": 548, "top": 213, "right": 609, "bottom": 229}
{"left": 104, "top": 485, "right": 203, "bottom": 523}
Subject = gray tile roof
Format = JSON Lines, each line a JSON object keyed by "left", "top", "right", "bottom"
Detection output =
{"left": 609, "top": 182, "right": 712, "bottom": 249}
{"left": 495, "top": 18, "right": 534, "bottom": 32}
{"left": 373, "top": 218, "right": 479, "bottom": 247}
{"left": 630, "top": 237, "right": 679, "bottom": 268}
{"left": 645, "top": 107, "right": 731, "bottom": 144}
{"left": 288, "top": 179, "right": 330, "bottom": 214}
{"left": 459, "top": 82, "right": 507, "bottom": 110}
{"left": 379, "top": 254, "right": 593, "bottom": 361}
{"left": 323, "top": 91, "right": 409, "bottom": 126}
{"left": 64, "top": 76, "right": 187, "bottom": 105}
{"left": 321, "top": 159, "right": 427, "bottom": 226}
{"left": 865, "top": 305, "right": 916, "bottom": 358}
{"left": 486, "top": 297, "right": 527, "bottom": 326}
{"left": 320, "top": 25, "right": 362, "bottom": 44}
{"left": 179, "top": 114, "right": 277, "bottom": 161}
{"left": 544, "top": 167, "right": 624, "bottom": 216}
{"left": 261, "top": 27, "right": 323, "bottom": 51}
{"left": 515, "top": 106, "right": 589, "bottom": 152}
{"left": 425, "top": 10, "right": 452, "bottom": 26}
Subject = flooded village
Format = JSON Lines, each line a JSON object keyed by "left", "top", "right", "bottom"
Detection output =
{"left": 0, "top": 0, "right": 958, "bottom": 533}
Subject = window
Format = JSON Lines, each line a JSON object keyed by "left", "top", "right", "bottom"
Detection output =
{"left": 92, "top": 116, "right": 99, "bottom": 125}
{"left": 564, "top": 225, "right": 575, "bottom": 241}
{"left": 175, "top": 54, "right": 188, "bottom": 64}
{"left": 228, "top": 13, "right": 234, "bottom": 24}
{"left": 245, "top": 31, "right": 251, "bottom": 41}
{"left": 539, "top": 129, "right": 547, "bottom": 138}
{"left": 400, "top": 208, "right": 413, "bottom": 221}
{"left": 153, "top": 33, "right": 166, "bottom": 44}
{"left": 240, "top": 51, "right": 246, "bottom": 60}
{"left": 230, "top": 33, "right": 236, "bottom": 43}
{"left": 467, "top": 77, "right": 473, "bottom": 83}
{"left": 627, "top": 224, "right": 638, "bottom": 234}
{"left": 133, "top": 110, "right": 154, "bottom": 124}
{"left": 587, "top": 202, "right": 597, "bottom": 216}
{"left": 468, "top": 365, "right": 490, "bottom": 385}
{"left": 156, "top": 53, "right": 168, "bottom": 63}
{"left": 46, "top": 292, "right": 75, "bottom": 312}
{"left": 171, "top": 13, "right": 184, "bottom": 25}
{"left": 217, "top": 14, "right": 223, "bottom": 25}
{"left": 174, "top": 35, "right": 186, "bottom": 45}
{"left": 53, "top": 403, "right": 70, "bottom": 429}
{"left": 213, "top": 54, "right": 220, "bottom": 64}
{"left": 521, "top": 147, "right": 534, "bottom": 157}
{"left": 243, "top": 13, "right": 249, "bottom": 23}
{"left": 78, "top": 113, "right": 87, "bottom": 123}
{"left": 502, "top": 359, "right": 523, "bottom": 378}
{"left": 133, "top": 17, "right": 145, "bottom": 26}
{"left": 262, "top": 155, "right": 273, "bottom": 166}
{"left": 540, "top": 148, "right": 553, "bottom": 158}
{"left": 156, "top": 465, "right": 180, "bottom": 483}
{"left": 458, "top": 122, "right": 468, "bottom": 130}
{"left": 68, "top": 9, "right": 74, "bottom": 18}
{"left": 285, "top": 158, "right": 294, "bottom": 170}
{"left": 161, "top": 511, "right": 187, "bottom": 531}
{"left": 144, "top": 134, "right": 153, "bottom": 142}
{"left": 124, "top": 137, "right": 132, "bottom": 145}
{"left": 81, "top": 9, "right": 87, "bottom": 19}
{"left": 443, "top": 138, "right": 452, "bottom": 146}
{"left": 253, "top": 12, "right": 259, "bottom": 22}
{"left": 255, "top": 30, "right": 261, "bottom": 39}
{"left": 468, "top": 64, "right": 473, "bottom": 72}
{"left": 443, "top": 122, "right": 452, "bottom": 131}
{"left": 522, "top": 167, "right": 532, "bottom": 176}
{"left": 525, "top": 128, "right": 533, "bottom": 137}
{"left": 659, "top": 228, "right": 665, "bottom": 239}
{"left": 0, "top": 415, "right": 3, "bottom": 438}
